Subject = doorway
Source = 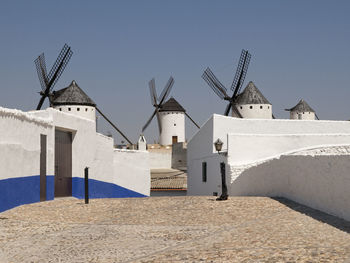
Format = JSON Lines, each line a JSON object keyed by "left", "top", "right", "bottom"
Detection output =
{"left": 172, "top": 136, "right": 178, "bottom": 144}
{"left": 55, "top": 129, "right": 72, "bottom": 197}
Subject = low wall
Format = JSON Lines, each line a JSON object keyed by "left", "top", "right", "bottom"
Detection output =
{"left": 229, "top": 145, "right": 350, "bottom": 221}
{"left": 149, "top": 151, "right": 172, "bottom": 169}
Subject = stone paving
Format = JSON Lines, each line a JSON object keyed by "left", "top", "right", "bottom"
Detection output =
{"left": 0, "top": 196, "right": 350, "bottom": 262}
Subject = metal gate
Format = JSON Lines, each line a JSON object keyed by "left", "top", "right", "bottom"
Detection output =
{"left": 55, "top": 130, "right": 72, "bottom": 197}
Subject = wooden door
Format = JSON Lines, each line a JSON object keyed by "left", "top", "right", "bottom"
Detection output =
{"left": 172, "top": 136, "right": 178, "bottom": 144}
{"left": 55, "top": 130, "right": 72, "bottom": 197}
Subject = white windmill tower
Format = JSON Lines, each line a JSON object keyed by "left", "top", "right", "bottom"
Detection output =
{"left": 285, "top": 99, "right": 318, "bottom": 120}
{"left": 142, "top": 77, "right": 200, "bottom": 146}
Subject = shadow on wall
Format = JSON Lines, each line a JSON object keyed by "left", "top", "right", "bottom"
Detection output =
{"left": 273, "top": 197, "right": 350, "bottom": 234}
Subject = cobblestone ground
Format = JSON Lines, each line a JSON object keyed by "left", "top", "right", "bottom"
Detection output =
{"left": 0, "top": 196, "right": 350, "bottom": 262}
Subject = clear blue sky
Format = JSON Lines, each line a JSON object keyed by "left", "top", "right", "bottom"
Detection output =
{"left": 0, "top": 0, "right": 349, "bottom": 143}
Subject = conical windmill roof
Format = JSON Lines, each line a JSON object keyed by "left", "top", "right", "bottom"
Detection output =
{"left": 285, "top": 99, "right": 315, "bottom": 112}
{"left": 51, "top": 80, "right": 96, "bottom": 107}
{"left": 235, "top": 81, "right": 271, "bottom": 105}
{"left": 159, "top": 97, "right": 186, "bottom": 112}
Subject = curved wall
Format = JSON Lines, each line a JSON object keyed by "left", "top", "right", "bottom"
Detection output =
{"left": 290, "top": 111, "right": 315, "bottom": 120}
{"left": 54, "top": 105, "right": 96, "bottom": 121}
{"left": 234, "top": 104, "right": 272, "bottom": 119}
{"left": 159, "top": 111, "right": 185, "bottom": 145}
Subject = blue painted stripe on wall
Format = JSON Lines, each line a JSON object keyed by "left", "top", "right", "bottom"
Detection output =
{"left": 0, "top": 176, "right": 40, "bottom": 213}
{"left": 46, "top": 175, "right": 55, "bottom": 201}
{"left": 72, "top": 177, "right": 146, "bottom": 199}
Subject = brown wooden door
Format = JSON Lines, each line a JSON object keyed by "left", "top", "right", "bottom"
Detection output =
{"left": 172, "top": 136, "right": 178, "bottom": 144}
{"left": 55, "top": 130, "right": 72, "bottom": 197}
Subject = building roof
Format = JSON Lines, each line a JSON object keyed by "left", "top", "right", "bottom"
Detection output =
{"left": 285, "top": 99, "right": 315, "bottom": 113}
{"left": 151, "top": 169, "right": 187, "bottom": 190}
{"left": 159, "top": 98, "right": 186, "bottom": 112}
{"left": 51, "top": 80, "right": 96, "bottom": 107}
{"left": 235, "top": 81, "right": 271, "bottom": 105}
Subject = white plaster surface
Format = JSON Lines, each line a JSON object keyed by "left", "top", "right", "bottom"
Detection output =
{"left": 159, "top": 111, "right": 185, "bottom": 145}
{"left": 228, "top": 145, "right": 350, "bottom": 221}
{"left": 290, "top": 111, "right": 315, "bottom": 120}
{"left": 235, "top": 104, "right": 272, "bottom": 119}
{"left": 53, "top": 105, "right": 96, "bottom": 121}
{"left": 149, "top": 151, "right": 172, "bottom": 169}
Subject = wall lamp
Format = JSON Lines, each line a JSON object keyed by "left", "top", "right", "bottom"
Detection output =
{"left": 214, "top": 138, "right": 224, "bottom": 155}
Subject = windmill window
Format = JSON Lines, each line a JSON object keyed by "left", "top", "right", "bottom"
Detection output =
{"left": 240, "top": 106, "right": 242, "bottom": 109}
{"left": 59, "top": 108, "right": 62, "bottom": 111}
{"left": 77, "top": 108, "right": 80, "bottom": 111}
{"left": 260, "top": 106, "right": 263, "bottom": 109}
{"left": 268, "top": 106, "right": 270, "bottom": 109}
{"left": 174, "top": 123, "right": 176, "bottom": 126}
{"left": 250, "top": 106, "right": 253, "bottom": 109}
{"left": 85, "top": 108, "right": 88, "bottom": 112}
{"left": 68, "top": 108, "right": 71, "bottom": 111}
{"left": 202, "top": 162, "right": 207, "bottom": 182}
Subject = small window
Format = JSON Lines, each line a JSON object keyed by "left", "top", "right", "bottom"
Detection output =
{"left": 85, "top": 108, "right": 88, "bottom": 112}
{"left": 240, "top": 106, "right": 242, "bottom": 109}
{"left": 77, "top": 108, "right": 80, "bottom": 111}
{"left": 68, "top": 108, "right": 71, "bottom": 111}
{"left": 202, "top": 162, "right": 207, "bottom": 182}
{"left": 260, "top": 106, "right": 263, "bottom": 109}
{"left": 303, "top": 112, "right": 305, "bottom": 114}
{"left": 250, "top": 106, "right": 253, "bottom": 109}
{"left": 174, "top": 123, "right": 176, "bottom": 126}
{"left": 268, "top": 106, "right": 270, "bottom": 109}
{"left": 59, "top": 108, "right": 62, "bottom": 111}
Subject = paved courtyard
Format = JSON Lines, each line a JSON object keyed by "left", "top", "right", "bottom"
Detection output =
{"left": 0, "top": 196, "right": 350, "bottom": 262}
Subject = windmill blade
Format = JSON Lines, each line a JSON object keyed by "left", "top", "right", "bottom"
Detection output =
{"left": 272, "top": 114, "right": 276, "bottom": 119}
{"left": 232, "top": 104, "right": 243, "bottom": 118}
{"left": 158, "top": 76, "right": 174, "bottom": 105}
{"left": 231, "top": 50, "right": 251, "bottom": 98}
{"left": 156, "top": 110, "right": 162, "bottom": 133}
{"left": 224, "top": 102, "right": 232, "bottom": 116}
{"left": 142, "top": 108, "right": 158, "bottom": 132}
{"left": 315, "top": 113, "right": 320, "bottom": 120}
{"left": 47, "top": 44, "right": 73, "bottom": 92}
{"left": 34, "top": 53, "right": 48, "bottom": 91}
{"left": 185, "top": 112, "right": 200, "bottom": 129}
{"left": 149, "top": 78, "right": 157, "bottom": 106}
{"left": 202, "top": 68, "right": 229, "bottom": 100}
{"left": 95, "top": 107, "right": 133, "bottom": 145}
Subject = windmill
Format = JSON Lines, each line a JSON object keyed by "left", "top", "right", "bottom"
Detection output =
{"left": 34, "top": 44, "right": 73, "bottom": 110}
{"left": 142, "top": 77, "right": 200, "bottom": 135}
{"left": 142, "top": 77, "right": 175, "bottom": 133}
{"left": 202, "top": 49, "right": 251, "bottom": 117}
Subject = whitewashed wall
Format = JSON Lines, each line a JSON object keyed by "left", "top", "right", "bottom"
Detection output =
{"left": 0, "top": 107, "right": 54, "bottom": 180}
{"left": 235, "top": 104, "right": 272, "bottom": 119}
{"left": 159, "top": 111, "right": 185, "bottom": 145}
{"left": 229, "top": 145, "right": 350, "bottom": 221}
{"left": 113, "top": 149, "right": 150, "bottom": 196}
{"left": 149, "top": 151, "right": 172, "bottom": 169}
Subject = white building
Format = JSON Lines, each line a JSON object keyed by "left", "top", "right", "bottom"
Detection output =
{"left": 159, "top": 97, "right": 186, "bottom": 145}
{"left": 285, "top": 99, "right": 316, "bottom": 120}
{"left": 232, "top": 81, "right": 273, "bottom": 119}
{"left": 187, "top": 114, "right": 350, "bottom": 221}
{"left": 0, "top": 82, "right": 150, "bottom": 213}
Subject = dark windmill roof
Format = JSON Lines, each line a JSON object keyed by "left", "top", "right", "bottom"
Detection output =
{"left": 159, "top": 97, "right": 186, "bottom": 112}
{"left": 285, "top": 99, "right": 315, "bottom": 112}
{"left": 51, "top": 80, "right": 96, "bottom": 107}
{"left": 235, "top": 81, "right": 271, "bottom": 105}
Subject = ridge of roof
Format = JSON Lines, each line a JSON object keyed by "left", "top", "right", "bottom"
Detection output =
{"left": 235, "top": 81, "right": 271, "bottom": 105}
{"left": 51, "top": 80, "right": 96, "bottom": 107}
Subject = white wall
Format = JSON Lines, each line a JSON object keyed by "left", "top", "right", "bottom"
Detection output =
{"left": 159, "top": 111, "right": 185, "bottom": 145}
{"left": 290, "top": 111, "right": 315, "bottom": 120}
{"left": 53, "top": 105, "right": 96, "bottom": 121}
{"left": 0, "top": 107, "right": 54, "bottom": 180}
{"left": 113, "top": 149, "right": 150, "bottom": 196}
{"left": 149, "top": 151, "right": 172, "bottom": 169}
{"left": 227, "top": 133, "right": 350, "bottom": 165}
{"left": 229, "top": 145, "right": 350, "bottom": 221}
{"left": 235, "top": 104, "right": 272, "bottom": 119}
